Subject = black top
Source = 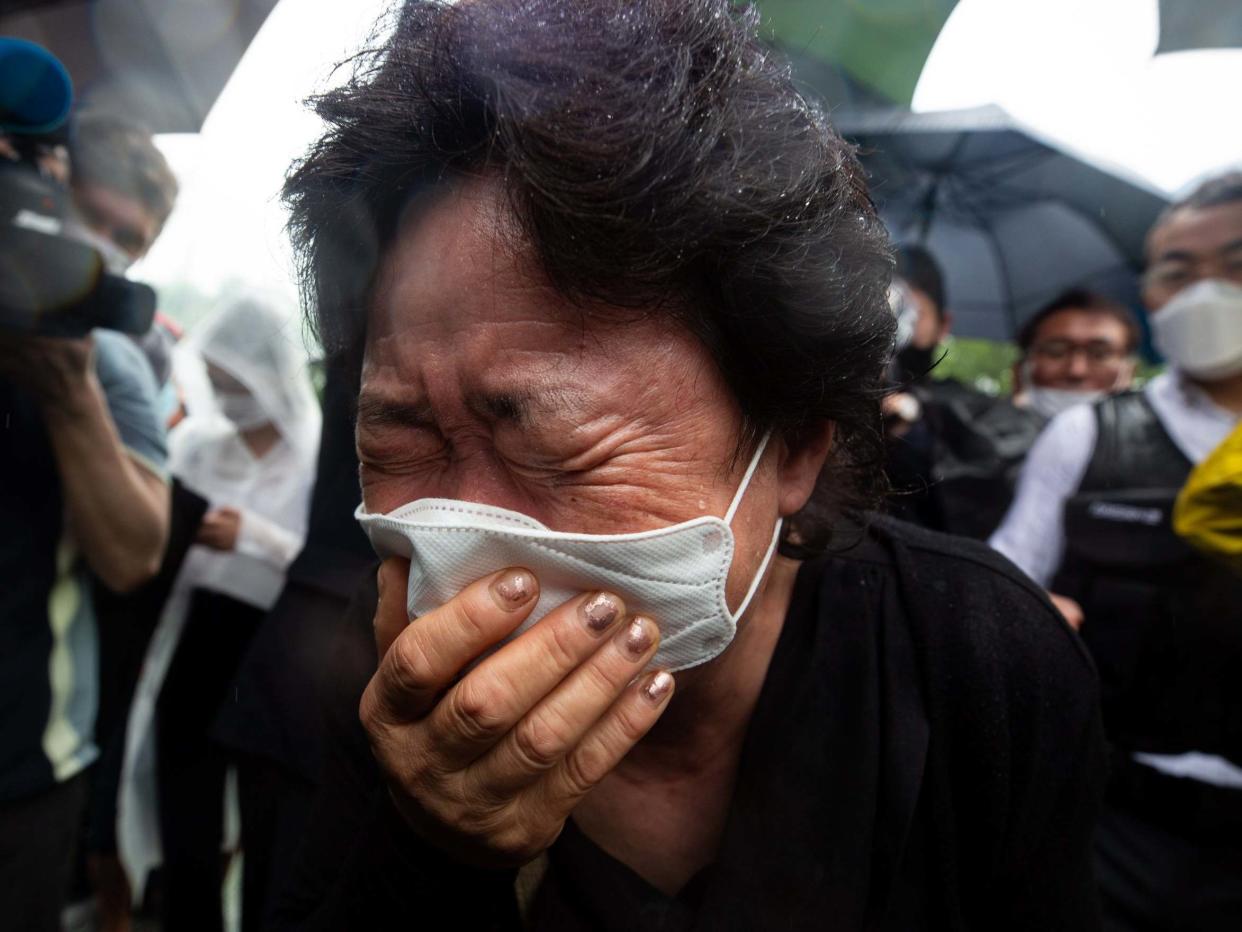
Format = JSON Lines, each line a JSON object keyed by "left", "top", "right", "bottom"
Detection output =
{"left": 272, "top": 518, "right": 1106, "bottom": 931}
{"left": 886, "top": 378, "right": 1045, "bottom": 541}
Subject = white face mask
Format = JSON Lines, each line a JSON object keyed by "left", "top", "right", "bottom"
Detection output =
{"left": 357, "top": 435, "right": 782, "bottom": 672}
{"left": 1024, "top": 385, "right": 1104, "bottom": 419}
{"left": 1019, "top": 358, "right": 1125, "bottom": 419}
{"left": 1151, "top": 278, "right": 1242, "bottom": 381}
{"left": 215, "top": 390, "right": 269, "bottom": 430}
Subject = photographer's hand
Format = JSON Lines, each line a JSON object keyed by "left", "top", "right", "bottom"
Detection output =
{"left": 0, "top": 332, "right": 93, "bottom": 402}
{"left": 0, "top": 332, "right": 169, "bottom": 592}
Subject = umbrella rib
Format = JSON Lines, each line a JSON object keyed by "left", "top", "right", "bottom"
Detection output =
{"left": 948, "top": 186, "right": 1022, "bottom": 336}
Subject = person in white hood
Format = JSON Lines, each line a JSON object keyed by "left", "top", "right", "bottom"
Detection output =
{"left": 117, "top": 297, "right": 320, "bottom": 928}
{"left": 990, "top": 171, "right": 1242, "bottom": 930}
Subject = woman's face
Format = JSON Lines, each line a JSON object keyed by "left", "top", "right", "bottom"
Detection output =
{"left": 357, "top": 179, "right": 826, "bottom": 611}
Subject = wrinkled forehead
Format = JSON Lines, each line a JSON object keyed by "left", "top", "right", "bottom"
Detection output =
{"left": 367, "top": 179, "right": 567, "bottom": 350}
{"left": 361, "top": 176, "right": 705, "bottom": 392}
{"left": 1147, "top": 202, "right": 1242, "bottom": 264}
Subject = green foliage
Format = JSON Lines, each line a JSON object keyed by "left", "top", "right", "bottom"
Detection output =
{"left": 929, "top": 336, "right": 1166, "bottom": 395}
{"left": 930, "top": 336, "right": 1020, "bottom": 395}
{"left": 753, "top": 0, "right": 957, "bottom": 104}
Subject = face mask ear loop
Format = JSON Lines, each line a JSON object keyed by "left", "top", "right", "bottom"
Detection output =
{"left": 724, "top": 432, "right": 772, "bottom": 526}
{"left": 722, "top": 431, "right": 780, "bottom": 621}
{"left": 730, "top": 517, "right": 783, "bottom": 622}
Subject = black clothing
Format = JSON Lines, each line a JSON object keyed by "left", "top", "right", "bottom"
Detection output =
{"left": 0, "top": 771, "right": 86, "bottom": 932}
{"left": 887, "top": 379, "right": 1045, "bottom": 540}
{"left": 1, "top": 332, "right": 167, "bottom": 803}
{"left": 272, "top": 518, "right": 1106, "bottom": 931}
{"left": 155, "top": 589, "right": 264, "bottom": 930}
{"left": 1049, "top": 391, "right": 1242, "bottom": 931}
{"left": 1095, "top": 797, "right": 1242, "bottom": 932}
{"left": 212, "top": 367, "right": 373, "bottom": 929}
{"left": 214, "top": 369, "right": 373, "bottom": 782}
{"left": 1053, "top": 392, "right": 1242, "bottom": 766}
{"left": 88, "top": 480, "right": 209, "bottom": 856}
{"left": 236, "top": 754, "right": 317, "bottom": 932}
{"left": 0, "top": 379, "right": 67, "bottom": 799}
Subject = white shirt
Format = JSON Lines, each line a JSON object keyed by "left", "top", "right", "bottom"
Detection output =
{"left": 990, "top": 370, "right": 1241, "bottom": 789}
{"left": 991, "top": 371, "right": 1238, "bottom": 587}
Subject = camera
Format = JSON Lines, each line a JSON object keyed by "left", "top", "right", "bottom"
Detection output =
{"left": 0, "top": 38, "right": 155, "bottom": 338}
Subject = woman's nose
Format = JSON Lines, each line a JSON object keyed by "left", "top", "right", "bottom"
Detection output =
{"left": 444, "top": 452, "right": 533, "bottom": 515}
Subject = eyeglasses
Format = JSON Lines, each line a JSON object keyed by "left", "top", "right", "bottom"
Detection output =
{"left": 1144, "top": 255, "right": 1242, "bottom": 293}
{"left": 1029, "top": 341, "right": 1129, "bottom": 366}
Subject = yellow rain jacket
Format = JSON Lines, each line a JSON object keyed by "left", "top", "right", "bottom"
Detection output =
{"left": 1174, "top": 421, "right": 1242, "bottom": 574}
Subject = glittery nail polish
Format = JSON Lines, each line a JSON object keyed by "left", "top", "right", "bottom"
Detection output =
{"left": 492, "top": 569, "right": 534, "bottom": 608}
{"left": 620, "top": 617, "right": 654, "bottom": 657}
{"left": 643, "top": 671, "right": 674, "bottom": 704}
{"left": 581, "top": 592, "right": 620, "bottom": 633}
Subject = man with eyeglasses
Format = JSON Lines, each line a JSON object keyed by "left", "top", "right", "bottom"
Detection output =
{"left": 1011, "top": 289, "right": 1139, "bottom": 421}
{"left": 991, "top": 172, "right": 1242, "bottom": 930}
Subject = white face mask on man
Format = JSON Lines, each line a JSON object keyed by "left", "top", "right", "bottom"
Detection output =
{"left": 1023, "top": 384, "right": 1105, "bottom": 420}
{"left": 1019, "top": 359, "right": 1112, "bottom": 420}
{"left": 1150, "top": 278, "right": 1242, "bottom": 381}
{"left": 357, "top": 435, "right": 782, "bottom": 672}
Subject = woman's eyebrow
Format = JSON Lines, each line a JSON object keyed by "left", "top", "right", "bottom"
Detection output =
{"left": 472, "top": 386, "right": 585, "bottom": 424}
{"left": 356, "top": 395, "right": 435, "bottom": 430}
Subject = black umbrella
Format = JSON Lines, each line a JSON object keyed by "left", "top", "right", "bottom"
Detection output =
{"left": 836, "top": 105, "right": 1170, "bottom": 340}
{"left": 1157, "top": 0, "right": 1242, "bottom": 54}
{"left": 1, "top": 0, "right": 279, "bottom": 133}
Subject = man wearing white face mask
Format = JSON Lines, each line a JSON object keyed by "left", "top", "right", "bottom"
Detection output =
{"left": 991, "top": 171, "right": 1242, "bottom": 929}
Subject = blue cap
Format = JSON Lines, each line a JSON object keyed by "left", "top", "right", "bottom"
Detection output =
{"left": 0, "top": 37, "right": 73, "bottom": 135}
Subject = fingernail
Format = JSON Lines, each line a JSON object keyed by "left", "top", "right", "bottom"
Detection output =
{"left": 581, "top": 592, "right": 621, "bottom": 634}
{"left": 618, "top": 617, "right": 654, "bottom": 658}
{"left": 491, "top": 569, "right": 535, "bottom": 609}
{"left": 376, "top": 566, "right": 386, "bottom": 598}
{"left": 643, "top": 671, "right": 674, "bottom": 704}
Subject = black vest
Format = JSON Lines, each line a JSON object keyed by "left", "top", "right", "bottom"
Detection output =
{"left": 930, "top": 392, "right": 1046, "bottom": 540}
{"left": 1053, "top": 391, "right": 1242, "bottom": 766}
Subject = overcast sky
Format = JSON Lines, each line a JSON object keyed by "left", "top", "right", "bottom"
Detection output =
{"left": 133, "top": 0, "right": 1242, "bottom": 329}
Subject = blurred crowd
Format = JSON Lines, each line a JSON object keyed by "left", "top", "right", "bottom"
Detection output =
{"left": 1, "top": 6, "right": 1241, "bottom": 931}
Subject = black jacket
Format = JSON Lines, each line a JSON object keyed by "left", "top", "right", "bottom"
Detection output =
{"left": 272, "top": 518, "right": 1106, "bottom": 931}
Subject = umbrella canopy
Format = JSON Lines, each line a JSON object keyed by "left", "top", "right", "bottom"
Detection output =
{"left": 1, "top": 0, "right": 279, "bottom": 133}
{"left": 837, "top": 105, "right": 1170, "bottom": 340}
{"left": 1158, "top": 0, "right": 1242, "bottom": 54}
{"left": 757, "top": 0, "right": 958, "bottom": 106}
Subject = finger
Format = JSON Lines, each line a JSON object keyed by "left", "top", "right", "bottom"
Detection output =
{"left": 418, "top": 591, "right": 631, "bottom": 768}
{"left": 373, "top": 558, "right": 412, "bottom": 660}
{"left": 532, "top": 669, "right": 674, "bottom": 814}
{"left": 463, "top": 615, "right": 660, "bottom": 790}
{"left": 363, "top": 565, "right": 538, "bottom": 726}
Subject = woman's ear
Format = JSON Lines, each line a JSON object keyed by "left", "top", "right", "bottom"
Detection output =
{"left": 775, "top": 422, "right": 835, "bottom": 518}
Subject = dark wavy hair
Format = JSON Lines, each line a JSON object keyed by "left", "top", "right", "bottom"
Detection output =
{"left": 284, "top": 0, "right": 895, "bottom": 555}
